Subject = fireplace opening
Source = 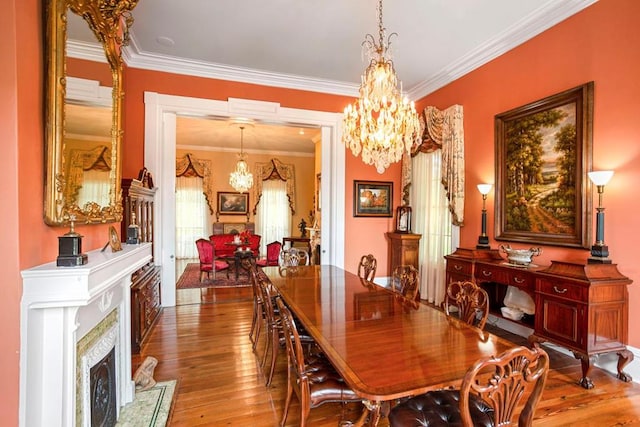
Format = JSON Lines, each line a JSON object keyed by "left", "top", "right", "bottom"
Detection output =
{"left": 90, "top": 346, "right": 117, "bottom": 427}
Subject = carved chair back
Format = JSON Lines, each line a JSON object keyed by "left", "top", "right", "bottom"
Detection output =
{"left": 444, "top": 280, "right": 490, "bottom": 330}
{"left": 388, "top": 345, "right": 549, "bottom": 427}
{"left": 280, "top": 247, "right": 309, "bottom": 266}
{"left": 357, "top": 254, "right": 378, "bottom": 282}
{"left": 392, "top": 265, "right": 420, "bottom": 301}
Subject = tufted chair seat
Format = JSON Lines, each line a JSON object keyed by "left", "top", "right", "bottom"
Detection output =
{"left": 388, "top": 345, "right": 549, "bottom": 427}
{"left": 388, "top": 390, "right": 494, "bottom": 427}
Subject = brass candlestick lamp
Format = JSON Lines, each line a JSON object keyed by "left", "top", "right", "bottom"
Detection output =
{"left": 476, "top": 184, "right": 492, "bottom": 249}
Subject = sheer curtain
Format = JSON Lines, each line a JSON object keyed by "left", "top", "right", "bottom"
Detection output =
{"left": 411, "top": 151, "right": 459, "bottom": 306}
{"left": 77, "top": 169, "right": 110, "bottom": 207}
{"left": 175, "top": 176, "right": 208, "bottom": 259}
{"left": 256, "top": 179, "right": 291, "bottom": 256}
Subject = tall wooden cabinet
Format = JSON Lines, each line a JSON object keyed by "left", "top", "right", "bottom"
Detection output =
{"left": 386, "top": 232, "right": 421, "bottom": 275}
{"left": 122, "top": 178, "right": 162, "bottom": 354}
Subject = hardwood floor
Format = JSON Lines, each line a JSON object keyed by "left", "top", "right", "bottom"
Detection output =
{"left": 136, "top": 286, "right": 640, "bottom": 426}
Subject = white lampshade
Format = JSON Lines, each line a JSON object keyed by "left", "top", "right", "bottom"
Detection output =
{"left": 588, "top": 170, "right": 614, "bottom": 186}
{"left": 477, "top": 184, "right": 493, "bottom": 195}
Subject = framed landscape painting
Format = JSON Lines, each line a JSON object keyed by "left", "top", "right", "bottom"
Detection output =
{"left": 217, "top": 192, "right": 249, "bottom": 215}
{"left": 494, "top": 82, "right": 593, "bottom": 248}
{"left": 353, "top": 180, "right": 393, "bottom": 217}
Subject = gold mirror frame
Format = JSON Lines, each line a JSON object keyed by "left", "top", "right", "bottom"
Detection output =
{"left": 44, "top": 0, "right": 138, "bottom": 225}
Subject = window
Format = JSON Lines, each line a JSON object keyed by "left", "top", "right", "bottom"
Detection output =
{"left": 175, "top": 176, "right": 208, "bottom": 259}
{"left": 255, "top": 179, "right": 291, "bottom": 255}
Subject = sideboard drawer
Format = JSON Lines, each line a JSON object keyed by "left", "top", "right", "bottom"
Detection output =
{"left": 504, "top": 269, "right": 535, "bottom": 292}
{"left": 446, "top": 258, "right": 472, "bottom": 276}
{"left": 537, "top": 278, "right": 586, "bottom": 302}
{"left": 475, "top": 263, "right": 508, "bottom": 284}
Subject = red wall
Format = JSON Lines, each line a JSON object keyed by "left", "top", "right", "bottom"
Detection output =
{"left": 416, "top": 0, "right": 640, "bottom": 345}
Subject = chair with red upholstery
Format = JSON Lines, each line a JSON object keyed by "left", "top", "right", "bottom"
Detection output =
{"left": 195, "top": 238, "right": 229, "bottom": 281}
{"left": 256, "top": 241, "right": 282, "bottom": 267}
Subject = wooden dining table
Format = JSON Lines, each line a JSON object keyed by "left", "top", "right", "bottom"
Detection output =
{"left": 262, "top": 264, "right": 520, "bottom": 426}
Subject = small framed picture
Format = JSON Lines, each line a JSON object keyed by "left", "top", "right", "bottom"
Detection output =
{"left": 217, "top": 192, "right": 249, "bottom": 215}
{"left": 395, "top": 206, "right": 412, "bottom": 233}
{"left": 108, "top": 225, "right": 122, "bottom": 252}
{"left": 353, "top": 180, "right": 393, "bottom": 217}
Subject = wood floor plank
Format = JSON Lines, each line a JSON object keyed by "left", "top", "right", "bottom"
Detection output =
{"left": 135, "top": 287, "right": 640, "bottom": 426}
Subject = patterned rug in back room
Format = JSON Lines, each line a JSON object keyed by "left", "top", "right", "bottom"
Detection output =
{"left": 176, "top": 262, "right": 253, "bottom": 289}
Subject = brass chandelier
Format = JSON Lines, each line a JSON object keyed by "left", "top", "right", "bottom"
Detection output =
{"left": 343, "top": 0, "right": 421, "bottom": 174}
{"left": 229, "top": 125, "right": 254, "bottom": 193}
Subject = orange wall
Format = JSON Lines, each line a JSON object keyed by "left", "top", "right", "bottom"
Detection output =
{"left": 6, "top": 0, "right": 638, "bottom": 422}
{"left": 416, "top": 0, "right": 640, "bottom": 346}
{"left": 123, "top": 68, "right": 403, "bottom": 274}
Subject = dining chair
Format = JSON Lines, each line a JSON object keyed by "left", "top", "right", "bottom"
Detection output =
{"left": 357, "top": 254, "right": 377, "bottom": 282}
{"left": 195, "top": 238, "right": 229, "bottom": 281}
{"left": 280, "top": 247, "right": 309, "bottom": 266}
{"left": 391, "top": 265, "right": 420, "bottom": 301}
{"left": 246, "top": 261, "right": 264, "bottom": 349}
{"left": 256, "top": 241, "right": 282, "bottom": 267}
{"left": 388, "top": 344, "right": 549, "bottom": 427}
{"left": 443, "top": 280, "right": 490, "bottom": 330}
{"left": 276, "top": 298, "right": 362, "bottom": 427}
{"left": 256, "top": 274, "right": 282, "bottom": 386}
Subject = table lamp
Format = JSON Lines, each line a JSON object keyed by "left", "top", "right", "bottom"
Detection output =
{"left": 588, "top": 170, "right": 614, "bottom": 264}
{"left": 476, "top": 184, "right": 492, "bottom": 249}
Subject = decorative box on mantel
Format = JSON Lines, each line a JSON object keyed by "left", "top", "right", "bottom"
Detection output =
{"left": 19, "top": 243, "right": 152, "bottom": 427}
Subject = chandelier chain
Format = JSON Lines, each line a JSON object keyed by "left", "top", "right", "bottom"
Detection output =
{"left": 342, "top": 0, "right": 421, "bottom": 174}
{"left": 229, "top": 125, "right": 254, "bottom": 193}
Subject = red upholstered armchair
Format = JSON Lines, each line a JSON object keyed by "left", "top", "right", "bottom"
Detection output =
{"left": 195, "top": 238, "right": 229, "bottom": 281}
{"left": 256, "top": 241, "right": 282, "bottom": 267}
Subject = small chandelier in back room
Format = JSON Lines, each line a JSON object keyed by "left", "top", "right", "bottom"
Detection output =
{"left": 342, "top": 0, "right": 421, "bottom": 174}
{"left": 229, "top": 125, "right": 254, "bottom": 193}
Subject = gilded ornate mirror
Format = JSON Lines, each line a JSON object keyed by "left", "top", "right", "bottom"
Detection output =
{"left": 44, "top": 0, "right": 138, "bottom": 225}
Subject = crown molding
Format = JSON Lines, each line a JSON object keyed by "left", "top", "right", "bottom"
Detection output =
{"left": 407, "top": 0, "right": 598, "bottom": 100}
{"left": 68, "top": 0, "right": 596, "bottom": 101}
{"left": 66, "top": 40, "right": 108, "bottom": 63}
{"left": 176, "top": 144, "right": 314, "bottom": 158}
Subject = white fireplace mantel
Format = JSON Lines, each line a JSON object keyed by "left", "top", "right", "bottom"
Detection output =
{"left": 19, "top": 243, "right": 152, "bottom": 427}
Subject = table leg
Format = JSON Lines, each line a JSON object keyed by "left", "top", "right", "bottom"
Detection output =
{"left": 348, "top": 400, "right": 385, "bottom": 427}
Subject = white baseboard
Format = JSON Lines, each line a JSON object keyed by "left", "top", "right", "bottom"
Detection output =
{"left": 488, "top": 315, "right": 640, "bottom": 385}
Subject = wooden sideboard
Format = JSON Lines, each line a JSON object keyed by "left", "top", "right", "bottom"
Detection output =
{"left": 122, "top": 178, "right": 162, "bottom": 354}
{"left": 386, "top": 232, "right": 421, "bottom": 276}
{"left": 445, "top": 247, "right": 633, "bottom": 389}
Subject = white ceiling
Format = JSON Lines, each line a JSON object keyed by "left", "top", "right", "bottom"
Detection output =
{"left": 66, "top": 0, "right": 597, "bottom": 155}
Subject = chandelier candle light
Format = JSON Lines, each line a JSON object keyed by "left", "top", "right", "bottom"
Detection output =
{"left": 229, "top": 125, "right": 254, "bottom": 193}
{"left": 342, "top": 0, "right": 421, "bottom": 174}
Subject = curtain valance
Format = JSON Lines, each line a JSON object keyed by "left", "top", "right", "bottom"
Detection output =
{"left": 252, "top": 158, "right": 296, "bottom": 215}
{"left": 176, "top": 153, "right": 215, "bottom": 214}
{"left": 402, "top": 104, "right": 465, "bottom": 226}
{"left": 66, "top": 145, "right": 111, "bottom": 203}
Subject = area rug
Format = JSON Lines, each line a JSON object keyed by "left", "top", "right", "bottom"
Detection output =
{"left": 176, "top": 262, "right": 253, "bottom": 289}
{"left": 116, "top": 380, "right": 176, "bottom": 427}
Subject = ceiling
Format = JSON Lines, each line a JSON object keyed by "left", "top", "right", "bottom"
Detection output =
{"left": 66, "top": 0, "right": 597, "bottom": 155}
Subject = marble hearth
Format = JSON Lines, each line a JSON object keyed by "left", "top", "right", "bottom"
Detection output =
{"left": 20, "top": 243, "right": 152, "bottom": 427}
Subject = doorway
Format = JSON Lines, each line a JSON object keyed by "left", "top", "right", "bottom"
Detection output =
{"left": 144, "top": 93, "right": 346, "bottom": 307}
